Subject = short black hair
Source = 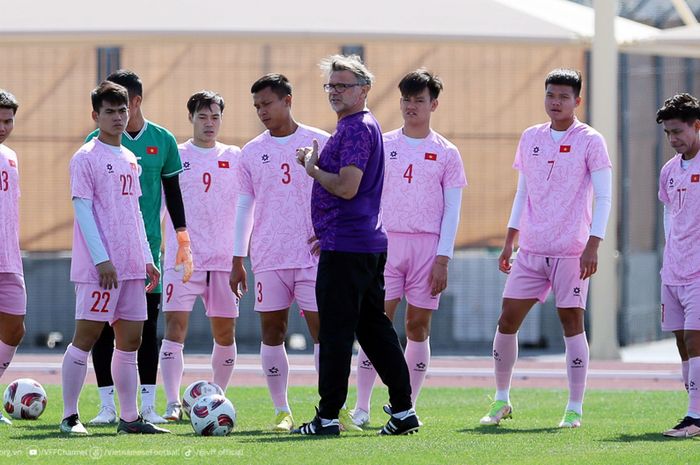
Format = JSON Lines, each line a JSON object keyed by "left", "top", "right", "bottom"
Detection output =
{"left": 106, "top": 69, "right": 143, "bottom": 98}
{"left": 187, "top": 90, "right": 225, "bottom": 116}
{"left": 91, "top": 81, "right": 129, "bottom": 112}
{"left": 656, "top": 93, "right": 700, "bottom": 125}
{"left": 0, "top": 89, "right": 19, "bottom": 115}
{"left": 545, "top": 68, "right": 582, "bottom": 98}
{"left": 398, "top": 69, "right": 443, "bottom": 100}
{"left": 251, "top": 74, "right": 292, "bottom": 99}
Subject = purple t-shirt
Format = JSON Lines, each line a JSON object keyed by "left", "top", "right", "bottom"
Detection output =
{"left": 311, "top": 110, "right": 388, "bottom": 253}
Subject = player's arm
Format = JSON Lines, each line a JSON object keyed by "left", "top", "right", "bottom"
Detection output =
{"left": 230, "top": 193, "right": 255, "bottom": 299}
{"left": 72, "top": 197, "right": 117, "bottom": 290}
{"left": 136, "top": 205, "right": 159, "bottom": 292}
{"left": 430, "top": 187, "right": 463, "bottom": 296}
{"left": 162, "top": 174, "right": 192, "bottom": 282}
{"left": 500, "top": 173, "right": 527, "bottom": 274}
{"left": 297, "top": 139, "right": 363, "bottom": 200}
{"left": 580, "top": 167, "right": 612, "bottom": 280}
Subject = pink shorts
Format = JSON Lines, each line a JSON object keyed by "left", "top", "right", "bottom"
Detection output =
{"left": 661, "top": 281, "right": 700, "bottom": 332}
{"left": 74, "top": 279, "right": 147, "bottom": 324}
{"left": 385, "top": 232, "right": 441, "bottom": 310}
{"left": 503, "top": 250, "right": 589, "bottom": 309}
{"left": 254, "top": 267, "right": 317, "bottom": 312}
{"left": 162, "top": 270, "right": 239, "bottom": 318}
{"left": 0, "top": 273, "right": 26, "bottom": 316}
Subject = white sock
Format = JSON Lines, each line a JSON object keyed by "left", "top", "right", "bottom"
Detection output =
{"left": 140, "top": 384, "right": 156, "bottom": 409}
{"left": 495, "top": 390, "right": 510, "bottom": 403}
{"left": 320, "top": 417, "right": 339, "bottom": 426}
{"left": 566, "top": 401, "right": 583, "bottom": 415}
{"left": 391, "top": 408, "right": 415, "bottom": 420}
{"left": 275, "top": 407, "right": 291, "bottom": 415}
{"left": 687, "top": 411, "right": 700, "bottom": 419}
{"left": 98, "top": 386, "right": 116, "bottom": 410}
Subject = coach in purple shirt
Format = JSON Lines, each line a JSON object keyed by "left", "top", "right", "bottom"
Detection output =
{"left": 293, "top": 55, "right": 419, "bottom": 436}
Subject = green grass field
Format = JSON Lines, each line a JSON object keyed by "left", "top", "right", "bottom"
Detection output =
{"left": 0, "top": 385, "right": 697, "bottom": 465}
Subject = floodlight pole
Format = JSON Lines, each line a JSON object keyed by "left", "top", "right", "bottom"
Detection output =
{"left": 590, "top": 0, "right": 621, "bottom": 359}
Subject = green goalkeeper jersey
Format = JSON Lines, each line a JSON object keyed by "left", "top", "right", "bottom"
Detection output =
{"left": 86, "top": 120, "right": 182, "bottom": 292}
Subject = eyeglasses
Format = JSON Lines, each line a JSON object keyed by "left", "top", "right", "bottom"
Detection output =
{"left": 323, "top": 83, "right": 362, "bottom": 93}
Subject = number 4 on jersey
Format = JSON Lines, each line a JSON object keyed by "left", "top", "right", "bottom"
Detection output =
{"left": 403, "top": 164, "right": 414, "bottom": 183}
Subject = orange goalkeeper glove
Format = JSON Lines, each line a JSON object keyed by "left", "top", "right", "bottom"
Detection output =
{"left": 175, "top": 230, "right": 193, "bottom": 283}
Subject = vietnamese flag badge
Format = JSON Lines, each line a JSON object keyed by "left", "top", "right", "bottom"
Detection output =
{"left": 692, "top": 174, "right": 700, "bottom": 183}
{"left": 424, "top": 152, "right": 437, "bottom": 161}
{"left": 218, "top": 160, "right": 230, "bottom": 169}
{"left": 8, "top": 159, "right": 16, "bottom": 167}
{"left": 559, "top": 145, "right": 571, "bottom": 153}
{"left": 146, "top": 146, "right": 158, "bottom": 155}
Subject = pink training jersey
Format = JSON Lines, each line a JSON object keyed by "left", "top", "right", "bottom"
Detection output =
{"left": 0, "top": 144, "right": 22, "bottom": 275}
{"left": 164, "top": 140, "right": 240, "bottom": 271}
{"left": 238, "top": 124, "right": 330, "bottom": 273}
{"left": 382, "top": 129, "right": 467, "bottom": 234}
{"left": 513, "top": 118, "right": 611, "bottom": 257}
{"left": 659, "top": 154, "right": 700, "bottom": 285}
{"left": 70, "top": 139, "right": 147, "bottom": 283}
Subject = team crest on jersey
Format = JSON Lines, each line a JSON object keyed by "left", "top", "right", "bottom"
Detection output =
{"left": 532, "top": 146, "right": 540, "bottom": 156}
{"left": 146, "top": 146, "right": 158, "bottom": 155}
{"left": 389, "top": 150, "right": 397, "bottom": 160}
{"left": 183, "top": 161, "right": 191, "bottom": 171}
{"left": 218, "top": 160, "right": 230, "bottom": 169}
{"left": 692, "top": 174, "right": 700, "bottom": 183}
{"left": 424, "top": 152, "right": 437, "bottom": 161}
{"left": 8, "top": 159, "right": 16, "bottom": 167}
{"left": 106, "top": 163, "right": 114, "bottom": 174}
{"left": 261, "top": 154, "right": 270, "bottom": 164}
{"left": 559, "top": 145, "right": 571, "bottom": 153}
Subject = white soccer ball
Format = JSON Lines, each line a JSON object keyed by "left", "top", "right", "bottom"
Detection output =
{"left": 190, "top": 394, "right": 236, "bottom": 436}
{"left": 3, "top": 378, "right": 48, "bottom": 420}
{"left": 181, "top": 380, "right": 224, "bottom": 417}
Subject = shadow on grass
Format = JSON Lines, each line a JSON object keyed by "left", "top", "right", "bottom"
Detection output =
{"left": 10, "top": 431, "right": 115, "bottom": 440}
{"left": 461, "top": 426, "right": 561, "bottom": 434}
{"left": 602, "top": 432, "right": 692, "bottom": 443}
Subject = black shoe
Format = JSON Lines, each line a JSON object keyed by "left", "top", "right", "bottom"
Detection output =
{"left": 291, "top": 408, "right": 340, "bottom": 436}
{"left": 117, "top": 415, "right": 171, "bottom": 434}
{"left": 379, "top": 404, "right": 420, "bottom": 435}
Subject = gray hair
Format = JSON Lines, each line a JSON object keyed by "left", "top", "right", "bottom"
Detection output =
{"left": 319, "top": 54, "right": 374, "bottom": 86}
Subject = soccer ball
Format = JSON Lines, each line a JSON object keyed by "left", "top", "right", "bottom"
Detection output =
{"left": 3, "top": 378, "right": 48, "bottom": 420}
{"left": 182, "top": 380, "right": 224, "bottom": 417}
{"left": 190, "top": 394, "right": 236, "bottom": 436}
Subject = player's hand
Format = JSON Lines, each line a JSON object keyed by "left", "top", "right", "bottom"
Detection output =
{"left": 96, "top": 260, "right": 118, "bottom": 290}
{"left": 229, "top": 257, "right": 247, "bottom": 299}
{"left": 298, "top": 139, "right": 319, "bottom": 177}
{"left": 307, "top": 234, "right": 320, "bottom": 256}
{"left": 498, "top": 245, "right": 514, "bottom": 274}
{"left": 579, "top": 236, "right": 601, "bottom": 280}
{"left": 429, "top": 256, "right": 449, "bottom": 296}
{"left": 175, "top": 230, "right": 194, "bottom": 283}
{"left": 145, "top": 263, "right": 160, "bottom": 293}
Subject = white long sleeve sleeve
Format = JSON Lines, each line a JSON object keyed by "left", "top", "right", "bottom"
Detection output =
{"left": 72, "top": 197, "right": 109, "bottom": 265}
{"left": 507, "top": 173, "right": 527, "bottom": 230}
{"left": 436, "top": 188, "right": 463, "bottom": 258}
{"left": 233, "top": 193, "right": 255, "bottom": 257}
{"left": 590, "top": 168, "right": 612, "bottom": 239}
